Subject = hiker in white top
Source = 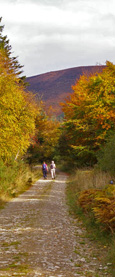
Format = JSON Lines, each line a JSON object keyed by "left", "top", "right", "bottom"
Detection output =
{"left": 50, "top": 161, "right": 56, "bottom": 179}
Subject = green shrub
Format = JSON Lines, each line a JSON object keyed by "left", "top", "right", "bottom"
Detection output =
{"left": 97, "top": 133, "right": 115, "bottom": 176}
{"left": 0, "top": 159, "right": 41, "bottom": 205}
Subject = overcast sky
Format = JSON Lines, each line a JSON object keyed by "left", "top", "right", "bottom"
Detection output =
{"left": 1, "top": 0, "right": 115, "bottom": 77}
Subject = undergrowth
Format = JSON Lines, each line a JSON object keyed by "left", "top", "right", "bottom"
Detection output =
{"left": 66, "top": 168, "right": 115, "bottom": 276}
{"left": 0, "top": 160, "right": 42, "bottom": 208}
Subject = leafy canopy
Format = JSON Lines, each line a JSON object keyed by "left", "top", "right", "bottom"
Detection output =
{"left": 61, "top": 61, "right": 115, "bottom": 165}
{"left": 0, "top": 18, "right": 38, "bottom": 162}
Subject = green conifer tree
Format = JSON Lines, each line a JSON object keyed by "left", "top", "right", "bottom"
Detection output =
{"left": 0, "top": 17, "right": 25, "bottom": 81}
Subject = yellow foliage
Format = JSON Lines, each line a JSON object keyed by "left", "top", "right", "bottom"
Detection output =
{"left": 0, "top": 50, "right": 37, "bottom": 162}
{"left": 32, "top": 111, "right": 61, "bottom": 159}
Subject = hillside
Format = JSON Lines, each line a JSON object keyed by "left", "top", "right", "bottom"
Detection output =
{"left": 26, "top": 65, "right": 105, "bottom": 116}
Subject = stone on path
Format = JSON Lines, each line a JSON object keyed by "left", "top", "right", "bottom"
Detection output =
{"left": 0, "top": 173, "right": 111, "bottom": 276}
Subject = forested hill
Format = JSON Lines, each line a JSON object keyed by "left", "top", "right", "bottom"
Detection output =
{"left": 26, "top": 65, "right": 105, "bottom": 115}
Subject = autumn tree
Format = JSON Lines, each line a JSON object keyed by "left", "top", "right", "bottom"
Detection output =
{"left": 97, "top": 132, "right": 115, "bottom": 175}
{"left": 0, "top": 48, "right": 38, "bottom": 162}
{"left": 61, "top": 61, "right": 115, "bottom": 165}
{"left": 27, "top": 105, "right": 61, "bottom": 163}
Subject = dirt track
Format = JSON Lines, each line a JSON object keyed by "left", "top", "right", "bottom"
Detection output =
{"left": 0, "top": 172, "right": 111, "bottom": 276}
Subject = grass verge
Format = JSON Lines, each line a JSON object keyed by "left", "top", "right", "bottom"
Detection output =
{"left": 66, "top": 168, "right": 115, "bottom": 276}
{"left": 0, "top": 160, "right": 42, "bottom": 208}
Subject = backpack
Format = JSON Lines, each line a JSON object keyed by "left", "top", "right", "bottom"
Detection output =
{"left": 50, "top": 164, "right": 54, "bottom": 169}
{"left": 43, "top": 164, "right": 46, "bottom": 170}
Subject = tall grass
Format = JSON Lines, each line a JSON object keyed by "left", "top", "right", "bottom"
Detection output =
{"left": 0, "top": 159, "right": 42, "bottom": 207}
{"left": 66, "top": 168, "right": 112, "bottom": 212}
{"left": 68, "top": 167, "right": 112, "bottom": 190}
{"left": 66, "top": 168, "right": 115, "bottom": 276}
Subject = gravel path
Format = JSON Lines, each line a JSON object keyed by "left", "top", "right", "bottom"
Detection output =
{"left": 0, "top": 172, "right": 111, "bottom": 276}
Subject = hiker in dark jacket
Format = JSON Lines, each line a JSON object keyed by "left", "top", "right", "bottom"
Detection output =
{"left": 42, "top": 162, "right": 48, "bottom": 179}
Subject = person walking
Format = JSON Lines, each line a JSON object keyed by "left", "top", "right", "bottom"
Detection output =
{"left": 42, "top": 161, "right": 48, "bottom": 179}
{"left": 50, "top": 161, "right": 56, "bottom": 179}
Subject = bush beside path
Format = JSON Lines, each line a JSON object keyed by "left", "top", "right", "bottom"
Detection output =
{"left": 0, "top": 172, "right": 112, "bottom": 276}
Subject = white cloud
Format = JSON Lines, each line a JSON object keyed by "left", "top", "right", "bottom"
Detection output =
{"left": 0, "top": 0, "right": 115, "bottom": 76}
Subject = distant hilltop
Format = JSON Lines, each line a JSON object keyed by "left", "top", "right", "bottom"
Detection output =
{"left": 26, "top": 65, "right": 105, "bottom": 116}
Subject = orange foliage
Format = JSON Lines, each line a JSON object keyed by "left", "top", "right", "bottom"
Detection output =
{"left": 61, "top": 61, "right": 115, "bottom": 162}
{"left": 78, "top": 185, "right": 115, "bottom": 232}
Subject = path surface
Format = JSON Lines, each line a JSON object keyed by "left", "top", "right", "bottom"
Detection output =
{"left": 0, "top": 172, "right": 111, "bottom": 276}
